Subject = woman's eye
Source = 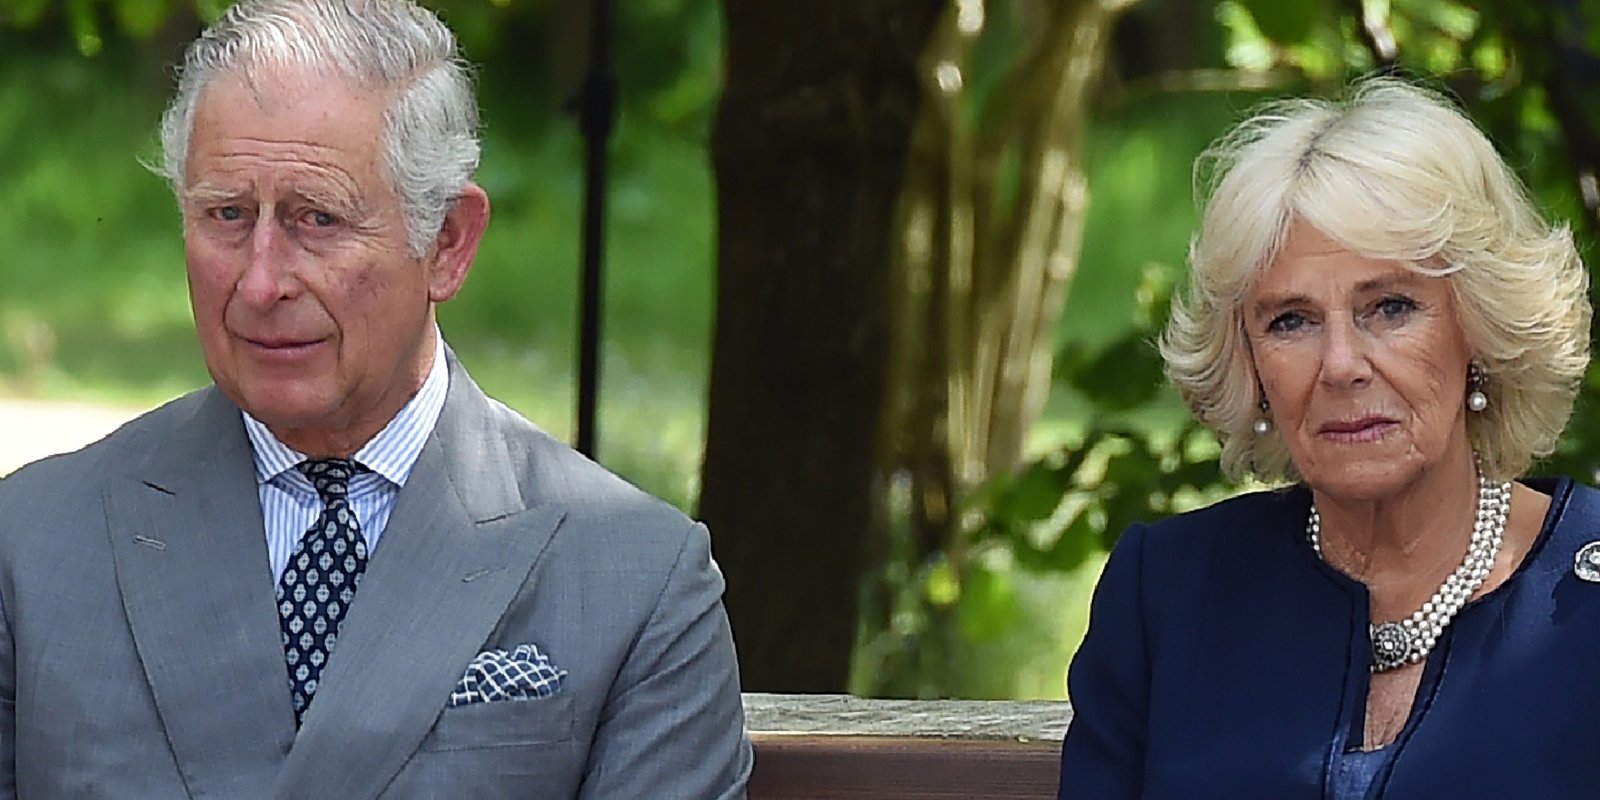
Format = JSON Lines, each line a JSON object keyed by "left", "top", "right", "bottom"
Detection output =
{"left": 1376, "top": 296, "right": 1418, "bottom": 318}
{"left": 1267, "top": 312, "right": 1305, "bottom": 334}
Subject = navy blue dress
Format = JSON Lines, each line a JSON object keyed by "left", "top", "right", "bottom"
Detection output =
{"left": 1057, "top": 477, "right": 1600, "bottom": 799}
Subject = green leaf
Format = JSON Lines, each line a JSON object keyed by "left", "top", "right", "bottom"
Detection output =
{"left": 1100, "top": 488, "right": 1156, "bottom": 551}
{"left": 1099, "top": 493, "right": 1149, "bottom": 538}
{"left": 111, "top": 0, "right": 169, "bottom": 39}
{"left": 1468, "top": 34, "right": 1506, "bottom": 79}
{"left": 1014, "top": 511, "right": 1100, "bottom": 573}
{"left": 1421, "top": 34, "right": 1464, "bottom": 74}
{"left": 956, "top": 563, "right": 1019, "bottom": 642}
{"left": 1408, "top": 0, "right": 1478, "bottom": 40}
{"left": 924, "top": 558, "right": 960, "bottom": 608}
{"left": 1000, "top": 459, "right": 1069, "bottom": 525}
{"left": 1237, "top": 0, "right": 1326, "bottom": 45}
{"left": 1100, "top": 443, "right": 1163, "bottom": 492}
{"left": 1586, "top": 1, "right": 1600, "bottom": 55}
{"left": 1169, "top": 458, "right": 1224, "bottom": 490}
{"left": 195, "top": 0, "right": 231, "bottom": 25}
{"left": 68, "top": 0, "right": 103, "bottom": 56}
{"left": 2, "top": 0, "right": 53, "bottom": 28}
{"left": 1069, "top": 334, "right": 1166, "bottom": 410}
{"left": 1218, "top": 1, "right": 1276, "bottom": 70}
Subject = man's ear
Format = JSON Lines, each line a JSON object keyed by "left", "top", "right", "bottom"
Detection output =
{"left": 426, "top": 182, "right": 491, "bottom": 303}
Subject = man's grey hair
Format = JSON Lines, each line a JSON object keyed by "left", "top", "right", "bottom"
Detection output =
{"left": 157, "top": 0, "right": 480, "bottom": 256}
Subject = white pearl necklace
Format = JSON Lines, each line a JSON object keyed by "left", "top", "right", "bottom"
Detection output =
{"left": 1307, "top": 472, "right": 1510, "bottom": 673}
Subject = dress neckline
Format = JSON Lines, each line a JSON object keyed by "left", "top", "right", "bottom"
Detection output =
{"left": 1302, "top": 476, "right": 1571, "bottom": 792}
{"left": 1293, "top": 477, "right": 1567, "bottom": 616}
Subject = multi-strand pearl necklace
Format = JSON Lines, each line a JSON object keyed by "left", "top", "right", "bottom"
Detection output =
{"left": 1308, "top": 472, "right": 1511, "bottom": 673}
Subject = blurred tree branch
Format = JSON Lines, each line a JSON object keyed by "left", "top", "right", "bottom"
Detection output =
{"left": 1518, "top": 2, "right": 1600, "bottom": 238}
{"left": 866, "top": 0, "right": 1138, "bottom": 695}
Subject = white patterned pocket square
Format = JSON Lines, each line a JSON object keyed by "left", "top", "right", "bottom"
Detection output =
{"left": 448, "top": 643, "right": 567, "bottom": 708}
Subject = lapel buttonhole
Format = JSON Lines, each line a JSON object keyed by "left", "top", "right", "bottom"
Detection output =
{"left": 461, "top": 566, "right": 502, "bottom": 583}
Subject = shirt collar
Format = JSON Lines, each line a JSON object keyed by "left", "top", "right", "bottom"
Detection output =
{"left": 242, "top": 329, "right": 451, "bottom": 488}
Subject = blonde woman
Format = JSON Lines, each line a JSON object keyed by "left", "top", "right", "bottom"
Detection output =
{"left": 1058, "top": 78, "right": 1595, "bottom": 798}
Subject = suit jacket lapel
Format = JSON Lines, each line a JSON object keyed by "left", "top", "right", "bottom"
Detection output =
{"left": 273, "top": 359, "right": 565, "bottom": 800}
{"left": 103, "top": 388, "right": 298, "bottom": 798}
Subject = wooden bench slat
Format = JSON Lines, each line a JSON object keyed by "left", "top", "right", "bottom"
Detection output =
{"left": 749, "top": 734, "right": 1061, "bottom": 800}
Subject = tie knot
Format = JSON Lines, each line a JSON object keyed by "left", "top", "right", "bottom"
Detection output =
{"left": 297, "top": 458, "right": 365, "bottom": 504}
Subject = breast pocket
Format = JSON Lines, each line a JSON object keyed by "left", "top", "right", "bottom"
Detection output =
{"left": 419, "top": 690, "right": 577, "bottom": 752}
{"left": 386, "top": 692, "right": 584, "bottom": 800}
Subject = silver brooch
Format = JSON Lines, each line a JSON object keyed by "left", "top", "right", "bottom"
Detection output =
{"left": 1574, "top": 542, "right": 1600, "bottom": 582}
{"left": 1309, "top": 470, "right": 1509, "bottom": 673}
{"left": 1370, "top": 622, "right": 1414, "bottom": 672}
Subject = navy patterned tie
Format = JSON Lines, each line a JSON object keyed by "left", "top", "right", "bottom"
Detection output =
{"left": 277, "top": 458, "right": 369, "bottom": 726}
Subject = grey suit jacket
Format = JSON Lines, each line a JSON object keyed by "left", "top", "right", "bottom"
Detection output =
{"left": 0, "top": 356, "right": 753, "bottom": 798}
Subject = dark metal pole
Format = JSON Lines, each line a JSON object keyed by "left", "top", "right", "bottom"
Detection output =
{"left": 574, "top": 0, "right": 616, "bottom": 458}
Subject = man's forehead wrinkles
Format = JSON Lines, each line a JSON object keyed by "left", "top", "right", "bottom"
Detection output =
{"left": 193, "top": 150, "right": 363, "bottom": 188}
{"left": 204, "top": 138, "right": 360, "bottom": 167}
{"left": 227, "top": 134, "right": 347, "bottom": 151}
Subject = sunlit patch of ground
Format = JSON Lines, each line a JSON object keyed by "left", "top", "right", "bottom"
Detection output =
{"left": 0, "top": 398, "right": 146, "bottom": 477}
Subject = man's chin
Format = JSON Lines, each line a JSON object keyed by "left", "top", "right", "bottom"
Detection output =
{"left": 227, "top": 387, "right": 342, "bottom": 434}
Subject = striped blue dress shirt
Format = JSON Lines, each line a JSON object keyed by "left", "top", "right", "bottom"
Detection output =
{"left": 243, "top": 332, "right": 450, "bottom": 582}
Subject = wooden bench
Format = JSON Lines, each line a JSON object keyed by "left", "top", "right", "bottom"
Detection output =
{"left": 743, "top": 693, "right": 1072, "bottom": 799}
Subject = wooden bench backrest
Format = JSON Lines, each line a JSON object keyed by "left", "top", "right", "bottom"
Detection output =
{"left": 750, "top": 735, "right": 1059, "bottom": 799}
{"left": 744, "top": 693, "right": 1071, "bottom": 800}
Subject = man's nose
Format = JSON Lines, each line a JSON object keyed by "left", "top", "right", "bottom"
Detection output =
{"left": 235, "top": 217, "right": 299, "bottom": 308}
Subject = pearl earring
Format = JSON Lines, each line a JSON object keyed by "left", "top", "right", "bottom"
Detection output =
{"left": 1467, "top": 362, "right": 1488, "bottom": 412}
{"left": 1253, "top": 397, "right": 1273, "bottom": 435}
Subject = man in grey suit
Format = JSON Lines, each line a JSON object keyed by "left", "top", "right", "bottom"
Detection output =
{"left": 0, "top": 0, "right": 752, "bottom": 797}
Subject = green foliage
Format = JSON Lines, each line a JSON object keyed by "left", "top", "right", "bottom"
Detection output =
{"left": 15, "top": 0, "right": 1600, "bottom": 699}
{"left": 0, "top": 0, "right": 191, "bottom": 53}
{"left": 859, "top": 242, "right": 1231, "bottom": 697}
{"left": 0, "top": 6, "right": 722, "bottom": 507}
{"left": 1, "top": 0, "right": 52, "bottom": 27}
{"left": 110, "top": 0, "right": 170, "bottom": 39}
{"left": 0, "top": 0, "right": 725, "bottom": 147}
{"left": 867, "top": 0, "right": 1600, "bottom": 697}
{"left": 1213, "top": 0, "right": 1600, "bottom": 484}
{"left": 977, "top": 265, "right": 1224, "bottom": 571}
{"left": 1235, "top": 0, "right": 1326, "bottom": 45}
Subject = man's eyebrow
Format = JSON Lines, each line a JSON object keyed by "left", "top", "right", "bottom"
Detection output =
{"left": 180, "top": 183, "right": 366, "bottom": 218}
{"left": 294, "top": 186, "right": 365, "bottom": 217}
{"left": 182, "top": 183, "right": 243, "bottom": 204}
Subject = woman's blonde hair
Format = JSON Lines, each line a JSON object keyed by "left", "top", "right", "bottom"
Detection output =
{"left": 1161, "top": 77, "right": 1591, "bottom": 483}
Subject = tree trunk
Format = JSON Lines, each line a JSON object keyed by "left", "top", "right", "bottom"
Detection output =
{"left": 888, "top": 0, "right": 1134, "bottom": 565}
{"left": 862, "top": 0, "right": 1138, "bottom": 696}
{"left": 701, "top": 0, "right": 947, "bottom": 692}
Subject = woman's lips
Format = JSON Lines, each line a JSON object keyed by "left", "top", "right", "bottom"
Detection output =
{"left": 1318, "top": 417, "right": 1398, "bottom": 443}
